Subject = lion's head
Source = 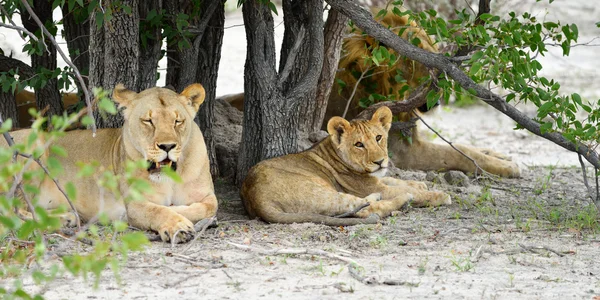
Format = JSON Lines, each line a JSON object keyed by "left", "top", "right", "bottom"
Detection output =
{"left": 112, "top": 83, "right": 205, "bottom": 179}
{"left": 337, "top": 6, "right": 438, "bottom": 102}
{"left": 326, "top": 106, "right": 392, "bottom": 177}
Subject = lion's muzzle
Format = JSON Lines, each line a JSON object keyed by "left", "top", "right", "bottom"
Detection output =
{"left": 147, "top": 158, "right": 178, "bottom": 173}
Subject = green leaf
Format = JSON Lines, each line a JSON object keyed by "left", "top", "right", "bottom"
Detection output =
{"left": 121, "top": 232, "right": 150, "bottom": 251}
{"left": 268, "top": 2, "right": 278, "bottom": 15}
{"left": 98, "top": 98, "right": 117, "bottom": 115}
{"left": 469, "top": 62, "right": 482, "bottom": 76}
{"left": 66, "top": 182, "right": 77, "bottom": 200}
{"left": 50, "top": 145, "right": 68, "bottom": 157}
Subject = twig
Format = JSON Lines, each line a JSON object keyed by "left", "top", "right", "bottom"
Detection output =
{"left": 342, "top": 67, "right": 369, "bottom": 119}
{"left": 411, "top": 111, "right": 491, "bottom": 179}
{"left": 518, "top": 243, "right": 565, "bottom": 257}
{"left": 335, "top": 202, "right": 370, "bottom": 218}
{"left": 578, "top": 154, "right": 597, "bottom": 202}
{"left": 226, "top": 242, "right": 359, "bottom": 265}
{"left": 180, "top": 216, "right": 217, "bottom": 253}
{"left": 19, "top": 0, "right": 96, "bottom": 135}
{"left": 0, "top": 22, "right": 39, "bottom": 42}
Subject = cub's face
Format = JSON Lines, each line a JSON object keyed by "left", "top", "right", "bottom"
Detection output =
{"left": 327, "top": 106, "right": 392, "bottom": 177}
{"left": 113, "top": 84, "right": 205, "bottom": 178}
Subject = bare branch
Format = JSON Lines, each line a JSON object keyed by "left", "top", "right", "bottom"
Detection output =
{"left": 578, "top": 154, "right": 597, "bottom": 202}
{"left": 19, "top": 0, "right": 96, "bottom": 135}
{"left": 0, "top": 22, "right": 39, "bottom": 42}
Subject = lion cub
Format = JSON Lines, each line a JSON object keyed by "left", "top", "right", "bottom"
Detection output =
{"left": 241, "top": 107, "right": 451, "bottom": 225}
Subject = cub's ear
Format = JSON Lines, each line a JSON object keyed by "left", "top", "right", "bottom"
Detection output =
{"left": 180, "top": 83, "right": 206, "bottom": 114}
{"left": 371, "top": 106, "right": 392, "bottom": 131}
{"left": 327, "top": 116, "right": 352, "bottom": 145}
{"left": 112, "top": 83, "right": 138, "bottom": 108}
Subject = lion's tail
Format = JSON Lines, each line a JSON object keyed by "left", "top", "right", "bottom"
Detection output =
{"left": 261, "top": 210, "right": 378, "bottom": 227}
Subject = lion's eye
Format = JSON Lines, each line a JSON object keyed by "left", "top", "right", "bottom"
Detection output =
{"left": 142, "top": 119, "right": 153, "bottom": 126}
{"left": 175, "top": 119, "right": 184, "bottom": 126}
{"left": 376, "top": 135, "right": 382, "bottom": 142}
{"left": 354, "top": 142, "right": 364, "bottom": 148}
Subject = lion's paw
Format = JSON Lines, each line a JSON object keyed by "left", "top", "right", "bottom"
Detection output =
{"left": 408, "top": 181, "right": 428, "bottom": 190}
{"left": 158, "top": 216, "right": 195, "bottom": 244}
{"left": 440, "top": 193, "right": 452, "bottom": 205}
{"left": 365, "top": 193, "right": 382, "bottom": 203}
{"left": 60, "top": 212, "right": 78, "bottom": 228}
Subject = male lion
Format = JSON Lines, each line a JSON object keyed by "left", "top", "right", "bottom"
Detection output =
{"left": 241, "top": 106, "right": 451, "bottom": 225}
{"left": 4, "top": 84, "right": 217, "bottom": 243}
{"left": 328, "top": 7, "right": 520, "bottom": 178}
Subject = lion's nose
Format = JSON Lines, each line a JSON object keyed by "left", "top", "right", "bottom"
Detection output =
{"left": 158, "top": 143, "right": 177, "bottom": 153}
{"left": 373, "top": 159, "right": 385, "bottom": 166}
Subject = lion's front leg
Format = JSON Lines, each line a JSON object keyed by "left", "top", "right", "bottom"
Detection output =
{"left": 126, "top": 201, "right": 195, "bottom": 243}
{"left": 380, "top": 177, "right": 428, "bottom": 190}
{"left": 168, "top": 192, "right": 218, "bottom": 224}
{"left": 357, "top": 184, "right": 451, "bottom": 218}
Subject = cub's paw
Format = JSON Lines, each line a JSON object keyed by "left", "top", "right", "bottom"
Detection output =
{"left": 60, "top": 212, "right": 79, "bottom": 228}
{"left": 365, "top": 193, "right": 382, "bottom": 203}
{"left": 158, "top": 216, "right": 195, "bottom": 244}
{"left": 436, "top": 193, "right": 452, "bottom": 206}
{"left": 407, "top": 180, "right": 428, "bottom": 190}
{"left": 479, "top": 148, "right": 512, "bottom": 161}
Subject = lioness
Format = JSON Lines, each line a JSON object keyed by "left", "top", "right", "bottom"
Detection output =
{"left": 241, "top": 107, "right": 451, "bottom": 225}
{"left": 4, "top": 84, "right": 217, "bottom": 243}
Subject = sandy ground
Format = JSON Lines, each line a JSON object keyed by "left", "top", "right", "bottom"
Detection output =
{"left": 3, "top": 1, "right": 600, "bottom": 299}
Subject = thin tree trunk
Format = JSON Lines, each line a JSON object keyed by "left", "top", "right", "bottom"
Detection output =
{"left": 138, "top": 0, "right": 162, "bottom": 90}
{"left": 0, "top": 55, "right": 35, "bottom": 126}
{"left": 90, "top": 0, "right": 140, "bottom": 128}
{"left": 313, "top": 8, "right": 347, "bottom": 132}
{"left": 61, "top": 4, "right": 90, "bottom": 97}
{"left": 195, "top": 1, "right": 225, "bottom": 178}
{"left": 165, "top": 0, "right": 219, "bottom": 92}
{"left": 21, "top": 0, "right": 63, "bottom": 119}
{"left": 236, "top": 0, "right": 323, "bottom": 186}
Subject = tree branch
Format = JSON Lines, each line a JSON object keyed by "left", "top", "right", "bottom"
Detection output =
{"left": 0, "top": 22, "right": 39, "bottom": 42}
{"left": 326, "top": 0, "right": 600, "bottom": 169}
{"left": 19, "top": 0, "right": 96, "bottom": 135}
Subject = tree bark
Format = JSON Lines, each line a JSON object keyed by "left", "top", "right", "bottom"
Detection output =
{"left": 0, "top": 55, "right": 35, "bottom": 126}
{"left": 21, "top": 0, "right": 63, "bottom": 119}
{"left": 61, "top": 4, "right": 90, "bottom": 97}
{"left": 194, "top": 1, "right": 225, "bottom": 178}
{"left": 313, "top": 8, "right": 347, "bottom": 132}
{"left": 165, "top": 0, "right": 219, "bottom": 92}
{"left": 236, "top": 0, "right": 324, "bottom": 186}
{"left": 138, "top": 0, "right": 163, "bottom": 90}
{"left": 326, "top": 0, "right": 600, "bottom": 168}
{"left": 89, "top": 0, "right": 140, "bottom": 128}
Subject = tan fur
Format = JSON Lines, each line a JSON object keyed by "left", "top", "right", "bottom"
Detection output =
{"left": 241, "top": 107, "right": 451, "bottom": 225}
{"left": 4, "top": 84, "right": 217, "bottom": 243}
{"left": 15, "top": 90, "right": 80, "bottom": 128}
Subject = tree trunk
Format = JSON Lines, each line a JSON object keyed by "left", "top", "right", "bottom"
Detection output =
{"left": 89, "top": 0, "right": 140, "bottom": 128}
{"left": 313, "top": 8, "right": 347, "bottom": 131}
{"left": 138, "top": 0, "right": 163, "bottom": 90}
{"left": 61, "top": 4, "right": 90, "bottom": 98}
{"left": 236, "top": 0, "right": 323, "bottom": 186}
{"left": 165, "top": 0, "right": 219, "bottom": 92}
{"left": 0, "top": 55, "right": 35, "bottom": 126}
{"left": 194, "top": 1, "right": 225, "bottom": 178}
{"left": 21, "top": 0, "right": 63, "bottom": 119}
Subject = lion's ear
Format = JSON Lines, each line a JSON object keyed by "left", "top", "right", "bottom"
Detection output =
{"left": 327, "top": 116, "right": 352, "bottom": 145}
{"left": 371, "top": 106, "right": 392, "bottom": 131}
{"left": 180, "top": 83, "right": 206, "bottom": 114}
{"left": 112, "top": 83, "right": 137, "bottom": 108}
